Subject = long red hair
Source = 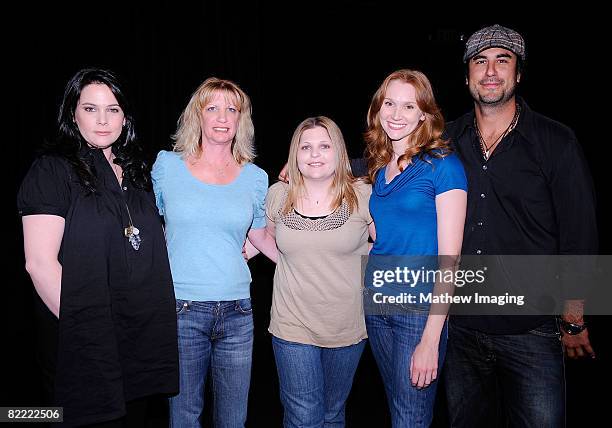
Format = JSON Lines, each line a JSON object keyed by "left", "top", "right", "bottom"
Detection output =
{"left": 364, "top": 69, "right": 451, "bottom": 183}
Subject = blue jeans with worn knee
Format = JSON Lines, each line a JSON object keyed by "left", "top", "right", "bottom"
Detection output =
{"left": 365, "top": 312, "right": 448, "bottom": 428}
{"left": 169, "top": 298, "right": 253, "bottom": 428}
{"left": 443, "top": 318, "right": 565, "bottom": 428}
{"left": 272, "top": 336, "right": 366, "bottom": 428}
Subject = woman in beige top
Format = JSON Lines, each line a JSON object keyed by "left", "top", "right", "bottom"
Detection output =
{"left": 262, "top": 116, "right": 376, "bottom": 427}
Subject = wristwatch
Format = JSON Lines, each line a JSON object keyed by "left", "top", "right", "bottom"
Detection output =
{"left": 559, "top": 319, "right": 587, "bottom": 335}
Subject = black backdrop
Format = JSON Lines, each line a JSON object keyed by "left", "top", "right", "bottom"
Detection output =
{"left": 9, "top": 2, "right": 610, "bottom": 426}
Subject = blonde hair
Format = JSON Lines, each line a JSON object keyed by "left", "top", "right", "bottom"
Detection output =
{"left": 364, "top": 69, "right": 451, "bottom": 183}
{"left": 172, "top": 77, "right": 255, "bottom": 164}
{"left": 282, "top": 116, "right": 358, "bottom": 215}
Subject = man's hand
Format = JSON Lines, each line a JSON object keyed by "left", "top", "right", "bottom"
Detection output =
{"left": 278, "top": 163, "right": 289, "bottom": 183}
{"left": 561, "top": 328, "right": 595, "bottom": 359}
{"left": 561, "top": 299, "right": 595, "bottom": 359}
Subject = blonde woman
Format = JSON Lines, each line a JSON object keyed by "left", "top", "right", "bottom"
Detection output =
{"left": 152, "top": 77, "right": 276, "bottom": 427}
{"left": 262, "top": 116, "right": 375, "bottom": 427}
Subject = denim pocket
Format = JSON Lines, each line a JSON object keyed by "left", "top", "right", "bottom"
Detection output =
{"left": 175, "top": 299, "right": 189, "bottom": 315}
{"left": 235, "top": 298, "right": 253, "bottom": 314}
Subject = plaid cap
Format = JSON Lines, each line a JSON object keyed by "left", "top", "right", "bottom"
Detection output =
{"left": 463, "top": 24, "right": 526, "bottom": 62}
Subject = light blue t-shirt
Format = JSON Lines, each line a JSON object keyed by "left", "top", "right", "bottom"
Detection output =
{"left": 152, "top": 150, "right": 268, "bottom": 301}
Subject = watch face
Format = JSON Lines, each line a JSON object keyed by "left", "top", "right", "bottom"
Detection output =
{"left": 562, "top": 321, "right": 585, "bottom": 335}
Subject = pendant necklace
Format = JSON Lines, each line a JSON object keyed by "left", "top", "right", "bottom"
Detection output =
{"left": 123, "top": 202, "right": 141, "bottom": 251}
{"left": 474, "top": 103, "right": 521, "bottom": 160}
{"left": 111, "top": 155, "right": 141, "bottom": 251}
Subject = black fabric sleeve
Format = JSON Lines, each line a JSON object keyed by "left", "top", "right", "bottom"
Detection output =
{"left": 548, "top": 136, "right": 598, "bottom": 254}
{"left": 17, "top": 155, "right": 71, "bottom": 218}
{"left": 350, "top": 157, "right": 368, "bottom": 177}
{"left": 548, "top": 133, "right": 597, "bottom": 300}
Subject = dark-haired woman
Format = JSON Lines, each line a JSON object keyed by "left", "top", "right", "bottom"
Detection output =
{"left": 18, "top": 68, "right": 178, "bottom": 427}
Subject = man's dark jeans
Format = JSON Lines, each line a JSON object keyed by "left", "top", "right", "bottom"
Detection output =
{"left": 443, "top": 318, "right": 565, "bottom": 427}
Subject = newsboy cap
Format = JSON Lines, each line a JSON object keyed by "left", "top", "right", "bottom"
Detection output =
{"left": 463, "top": 24, "right": 526, "bottom": 62}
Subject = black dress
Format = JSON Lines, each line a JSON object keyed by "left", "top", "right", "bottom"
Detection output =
{"left": 18, "top": 147, "right": 179, "bottom": 427}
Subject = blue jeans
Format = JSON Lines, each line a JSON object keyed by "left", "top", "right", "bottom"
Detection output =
{"left": 443, "top": 318, "right": 565, "bottom": 428}
{"left": 169, "top": 298, "right": 254, "bottom": 428}
{"left": 365, "top": 312, "right": 448, "bottom": 428}
{"left": 272, "top": 336, "right": 366, "bottom": 428}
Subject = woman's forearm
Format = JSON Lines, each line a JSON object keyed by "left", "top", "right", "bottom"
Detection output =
{"left": 26, "top": 260, "right": 62, "bottom": 318}
{"left": 23, "top": 215, "right": 66, "bottom": 318}
{"left": 248, "top": 228, "right": 278, "bottom": 263}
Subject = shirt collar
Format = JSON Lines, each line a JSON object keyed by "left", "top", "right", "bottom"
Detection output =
{"left": 511, "top": 97, "right": 537, "bottom": 144}
{"left": 450, "top": 108, "right": 475, "bottom": 140}
{"left": 451, "top": 96, "right": 536, "bottom": 143}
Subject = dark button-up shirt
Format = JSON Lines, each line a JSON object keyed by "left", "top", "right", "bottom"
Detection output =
{"left": 449, "top": 97, "right": 597, "bottom": 256}
{"left": 447, "top": 97, "right": 597, "bottom": 333}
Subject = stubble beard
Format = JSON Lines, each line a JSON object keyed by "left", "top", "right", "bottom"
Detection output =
{"left": 471, "top": 80, "right": 517, "bottom": 109}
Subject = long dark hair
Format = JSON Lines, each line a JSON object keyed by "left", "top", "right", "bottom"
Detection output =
{"left": 46, "top": 68, "right": 150, "bottom": 192}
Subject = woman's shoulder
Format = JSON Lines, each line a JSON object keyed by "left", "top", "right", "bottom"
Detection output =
{"left": 35, "top": 153, "right": 71, "bottom": 167}
{"left": 243, "top": 163, "right": 269, "bottom": 194}
{"left": 152, "top": 150, "right": 182, "bottom": 184}
{"left": 265, "top": 181, "right": 288, "bottom": 215}
{"left": 427, "top": 150, "right": 467, "bottom": 191}
{"left": 267, "top": 181, "right": 287, "bottom": 202}
{"left": 349, "top": 179, "right": 372, "bottom": 222}
{"left": 352, "top": 178, "right": 372, "bottom": 197}
{"left": 243, "top": 162, "right": 268, "bottom": 179}
{"left": 26, "top": 154, "right": 72, "bottom": 180}
{"left": 154, "top": 150, "right": 182, "bottom": 165}
{"left": 18, "top": 154, "right": 74, "bottom": 216}
{"left": 268, "top": 180, "right": 288, "bottom": 195}
{"left": 426, "top": 150, "right": 463, "bottom": 169}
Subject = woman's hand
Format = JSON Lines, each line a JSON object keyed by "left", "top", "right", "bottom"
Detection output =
{"left": 410, "top": 338, "right": 439, "bottom": 389}
{"left": 242, "top": 238, "right": 260, "bottom": 261}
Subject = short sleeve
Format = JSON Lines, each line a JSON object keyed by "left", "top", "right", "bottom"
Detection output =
{"left": 151, "top": 151, "right": 168, "bottom": 216}
{"left": 251, "top": 166, "right": 269, "bottom": 229}
{"left": 432, "top": 153, "right": 468, "bottom": 195}
{"left": 265, "top": 181, "right": 288, "bottom": 223}
{"left": 17, "top": 155, "right": 71, "bottom": 218}
{"left": 354, "top": 180, "right": 373, "bottom": 224}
